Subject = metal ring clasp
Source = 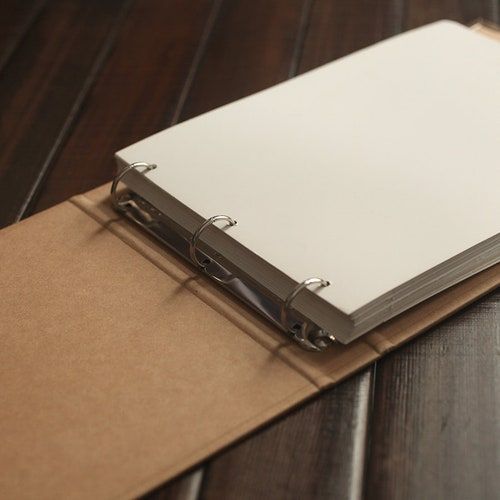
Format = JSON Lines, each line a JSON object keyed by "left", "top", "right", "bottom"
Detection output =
{"left": 281, "top": 277, "right": 331, "bottom": 351}
{"left": 189, "top": 215, "right": 237, "bottom": 284}
{"left": 111, "top": 162, "right": 157, "bottom": 211}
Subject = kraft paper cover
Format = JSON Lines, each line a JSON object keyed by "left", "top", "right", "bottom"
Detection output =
{"left": 0, "top": 184, "right": 497, "bottom": 500}
{"left": 1, "top": 25, "right": 499, "bottom": 499}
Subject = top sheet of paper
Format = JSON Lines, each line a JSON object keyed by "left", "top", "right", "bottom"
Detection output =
{"left": 117, "top": 21, "right": 500, "bottom": 315}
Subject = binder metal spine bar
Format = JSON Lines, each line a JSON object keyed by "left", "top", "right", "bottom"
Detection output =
{"left": 111, "top": 164, "right": 336, "bottom": 352}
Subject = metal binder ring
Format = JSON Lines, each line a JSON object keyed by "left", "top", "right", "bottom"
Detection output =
{"left": 281, "top": 278, "right": 331, "bottom": 350}
{"left": 189, "top": 215, "right": 237, "bottom": 284}
{"left": 111, "top": 162, "right": 157, "bottom": 211}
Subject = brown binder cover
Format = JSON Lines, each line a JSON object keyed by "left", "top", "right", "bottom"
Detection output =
{"left": 1, "top": 27, "right": 499, "bottom": 499}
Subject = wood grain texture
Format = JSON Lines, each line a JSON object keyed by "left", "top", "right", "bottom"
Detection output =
{"left": 404, "top": 0, "right": 498, "bottom": 27}
{"left": 365, "top": 291, "right": 500, "bottom": 500}
{"left": 299, "top": 0, "right": 404, "bottom": 73}
{"left": 33, "top": 0, "right": 215, "bottom": 213}
{"left": 177, "top": 0, "right": 306, "bottom": 122}
{"left": 0, "top": 0, "right": 46, "bottom": 72}
{"left": 0, "top": 0, "right": 130, "bottom": 227}
{"left": 201, "top": 372, "right": 372, "bottom": 500}
{"left": 144, "top": 470, "right": 205, "bottom": 500}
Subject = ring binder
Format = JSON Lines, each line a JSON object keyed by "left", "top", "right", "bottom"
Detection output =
{"left": 281, "top": 278, "right": 335, "bottom": 351}
{"left": 111, "top": 162, "right": 157, "bottom": 211}
{"left": 110, "top": 166, "right": 336, "bottom": 352}
{"left": 189, "top": 215, "right": 237, "bottom": 284}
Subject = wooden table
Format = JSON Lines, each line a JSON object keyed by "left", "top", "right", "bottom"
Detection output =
{"left": 1, "top": 1, "right": 498, "bottom": 499}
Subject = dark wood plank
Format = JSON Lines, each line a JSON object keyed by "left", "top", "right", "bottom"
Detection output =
{"left": 0, "top": 0, "right": 129, "bottom": 227}
{"left": 364, "top": 3, "right": 500, "bottom": 499}
{"left": 0, "top": 0, "right": 46, "bottom": 71}
{"left": 143, "top": 469, "right": 205, "bottom": 500}
{"left": 365, "top": 291, "right": 500, "bottom": 500}
{"left": 299, "top": 0, "right": 404, "bottom": 73}
{"left": 404, "top": 0, "right": 498, "bottom": 27}
{"left": 33, "top": 0, "right": 216, "bottom": 214}
{"left": 177, "top": 0, "right": 306, "bottom": 122}
{"left": 201, "top": 372, "right": 372, "bottom": 500}
{"left": 191, "top": 2, "right": 403, "bottom": 500}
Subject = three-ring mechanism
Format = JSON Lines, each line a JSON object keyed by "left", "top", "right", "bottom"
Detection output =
{"left": 280, "top": 277, "right": 334, "bottom": 351}
{"left": 189, "top": 215, "right": 237, "bottom": 284}
{"left": 111, "top": 162, "right": 157, "bottom": 211}
{"left": 110, "top": 164, "right": 335, "bottom": 351}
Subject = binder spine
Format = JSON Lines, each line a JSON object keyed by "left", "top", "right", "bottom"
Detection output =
{"left": 111, "top": 165, "right": 336, "bottom": 352}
